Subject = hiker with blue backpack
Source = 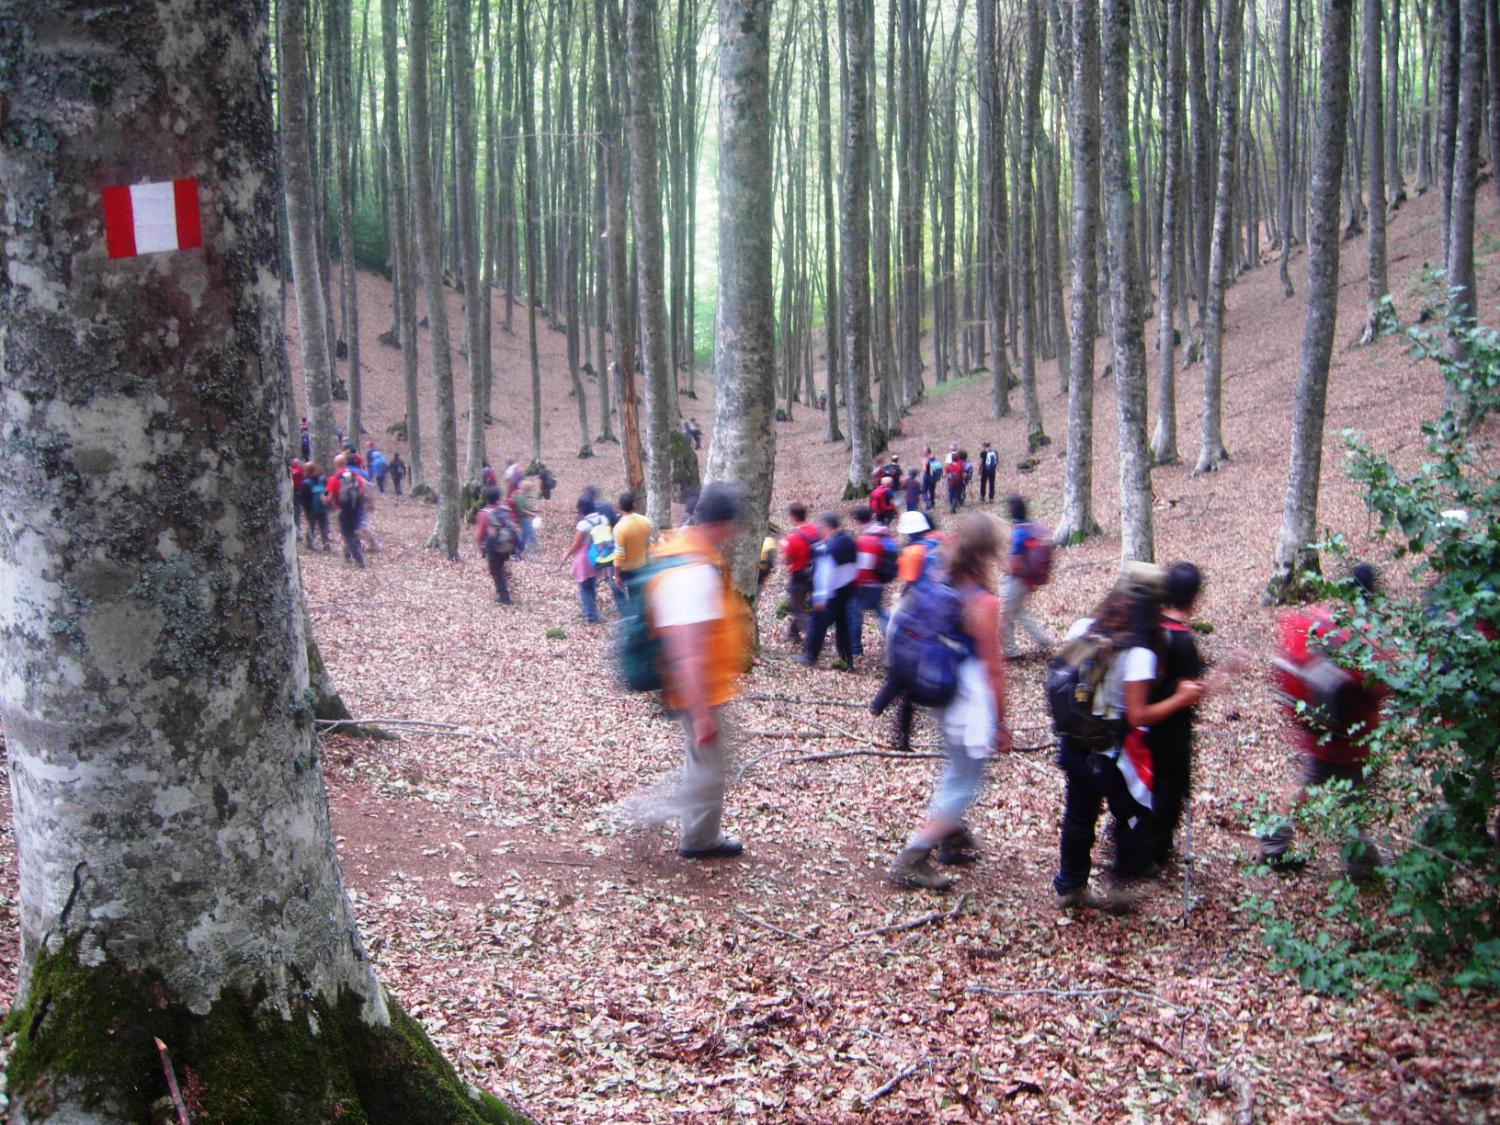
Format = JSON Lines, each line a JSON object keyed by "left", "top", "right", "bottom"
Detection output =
{"left": 1001, "top": 495, "right": 1054, "bottom": 660}
{"left": 299, "top": 460, "right": 330, "bottom": 550}
{"left": 366, "top": 442, "right": 389, "bottom": 492}
{"left": 888, "top": 513, "right": 1012, "bottom": 890}
{"left": 474, "top": 486, "right": 517, "bottom": 605}
{"left": 612, "top": 483, "right": 752, "bottom": 860}
{"left": 795, "top": 514, "right": 858, "bottom": 669}
{"left": 562, "top": 493, "right": 615, "bottom": 624}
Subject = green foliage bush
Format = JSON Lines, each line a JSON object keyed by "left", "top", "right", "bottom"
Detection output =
{"left": 1250, "top": 308, "right": 1500, "bottom": 1000}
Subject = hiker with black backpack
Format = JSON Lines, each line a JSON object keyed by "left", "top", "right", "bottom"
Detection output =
{"left": 1049, "top": 564, "right": 1204, "bottom": 909}
{"left": 796, "top": 513, "right": 858, "bottom": 669}
{"left": 889, "top": 513, "right": 1011, "bottom": 890}
{"left": 920, "top": 448, "right": 941, "bottom": 511}
{"left": 780, "top": 503, "right": 820, "bottom": 646}
{"left": 328, "top": 454, "right": 366, "bottom": 569}
{"left": 474, "top": 487, "right": 517, "bottom": 605}
{"left": 1000, "top": 495, "right": 1054, "bottom": 661}
{"left": 389, "top": 452, "right": 406, "bottom": 496}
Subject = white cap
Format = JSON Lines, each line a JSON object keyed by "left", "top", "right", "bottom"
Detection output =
{"left": 896, "top": 510, "right": 931, "bottom": 535}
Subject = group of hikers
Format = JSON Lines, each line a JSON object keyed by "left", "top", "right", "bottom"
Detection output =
{"left": 864, "top": 442, "right": 1006, "bottom": 523}
{"left": 291, "top": 419, "right": 404, "bottom": 569}
{"left": 583, "top": 466, "right": 1389, "bottom": 909}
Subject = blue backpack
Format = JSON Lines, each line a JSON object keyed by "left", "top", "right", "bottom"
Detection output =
{"left": 306, "top": 480, "right": 326, "bottom": 516}
{"left": 885, "top": 560, "right": 967, "bottom": 707}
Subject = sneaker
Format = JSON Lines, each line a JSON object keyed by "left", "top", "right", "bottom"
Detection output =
{"left": 1258, "top": 823, "right": 1295, "bottom": 861}
{"left": 890, "top": 846, "right": 956, "bottom": 891}
{"left": 678, "top": 838, "right": 743, "bottom": 860}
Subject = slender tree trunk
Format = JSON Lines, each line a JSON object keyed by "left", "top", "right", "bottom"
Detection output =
{"left": 1362, "top": 0, "right": 1392, "bottom": 342}
{"left": 1153, "top": 0, "right": 1186, "bottom": 465}
{"left": 519, "top": 4, "right": 545, "bottom": 468}
{"left": 1101, "top": 0, "right": 1155, "bottom": 562}
{"left": 818, "top": 0, "right": 844, "bottom": 442}
{"left": 897, "top": 0, "right": 927, "bottom": 409}
{"left": 605, "top": 0, "right": 646, "bottom": 496}
{"left": 1018, "top": 0, "right": 1050, "bottom": 451}
{"left": 992, "top": 65, "right": 1014, "bottom": 415}
{"left": 1444, "top": 0, "right": 1484, "bottom": 420}
{"left": 1058, "top": 0, "right": 1104, "bottom": 543}
{"left": 1046, "top": 133, "right": 1072, "bottom": 393}
{"left": 626, "top": 0, "right": 676, "bottom": 526}
{"left": 281, "top": 0, "right": 338, "bottom": 470}
{"left": 1489, "top": 0, "right": 1500, "bottom": 206}
{"left": 333, "top": 0, "right": 363, "bottom": 448}
{"left": 0, "top": 5, "right": 528, "bottom": 1119}
{"left": 1418, "top": 0, "right": 1435, "bottom": 189}
{"left": 842, "top": 0, "right": 874, "bottom": 494}
{"left": 1277, "top": 0, "right": 1297, "bottom": 296}
{"left": 1439, "top": 0, "right": 1461, "bottom": 264}
{"left": 708, "top": 0, "right": 777, "bottom": 595}
{"left": 1268, "top": 0, "right": 1354, "bottom": 601}
{"left": 409, "top": 0, "right": 461, "bottom": 556}
{"left": 1386, "top": 0, "right": 1408, "bottom": 205}
{"left": 1194, "top": 0, "right": 1242, "bottom": 475}
{"left": 450, "top": 0, "right": 488, "bottom": 486}
{"left": 383, "top": 0, "right": 424, "bottom": 486}
{"left": 1187, "top": 0, "right": 1212, "bottom": 334}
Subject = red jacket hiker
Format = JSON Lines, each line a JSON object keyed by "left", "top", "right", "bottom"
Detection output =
{"left": 1273, "top": 604, "right": 1387, "bottom": 765}
{"left": 782, "top": 522, "right": 818, "bottom": 573}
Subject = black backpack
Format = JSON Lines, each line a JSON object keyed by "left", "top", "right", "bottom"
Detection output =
{"left": 482, "top": 505, "right": 517, "bottom": 557}
{"left": 1046, "top": 630, "right": 1124, "bottom": 750}
{"left": 874, "top": 534, "right": 899, "bottom": 584}
{"left": 338, "top": 471, "right": 361, "bottom": 511}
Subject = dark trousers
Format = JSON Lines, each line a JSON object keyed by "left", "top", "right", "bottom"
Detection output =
{"left": 980, "top": 468, "right": 996, "bottom": 502}
{"left": 870, "top": 673, "right": 917, "bottom": 750}
{"left": 804, "top": 586, "right": 853, "bottom": 665}
{"left": 305, "top": 510, "right": 329, "bottom": 548}
{"left": 1053, "top": 739, "right": 1152, "bottom": 893}
{"left": 1145, "top": 739, "right": 1190, "bottom": 863}
{"left": 393, "top": 475, "right": 404, "bottom": 496}
{"left": 486, "top": 550, "right": 512, "bottom": 604}
{"left": 786, "top": 569, "right": 813, "bottom": 643}
{"left": 338, "top": 508, "right": 365, "bottom": 568}
{"left": 947, "top": 482, "right": 963, "bottom": 513}
{"left": 922, "top": 481, "right": 936, "bottom": 510}
{"left": 375, "top": 470, "right": 388, "bottom": 493}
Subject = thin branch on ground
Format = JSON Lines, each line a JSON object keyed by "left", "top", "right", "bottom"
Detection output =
{"left": 742, "top": 692, "right": 871, "bottom": 708}
{"left": 861, "top": 1056, "right": 933, "bottom": 1106}
{"left": 153, "top": 1037, "right": 190, "bottom": 1125}
{"left": 794, "top": 749, "right": 944, "bottom": 764}
{"left": 735, "top": 907, "right": 830, "bottom": 946}
{"left": 316, "top": 717, "right": 462, "bottom": 729}
{"left": 829, "top": 893, "right": 972, "bottom": 951}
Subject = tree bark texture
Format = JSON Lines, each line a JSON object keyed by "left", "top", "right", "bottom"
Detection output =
{"left": 841, "top": 0, "right": 873, "bottom": 494}
{"left": 1361, "top": 0, "right": 1391, "bottom": 342}
{"left": 1018, "top": 0, "right": 1050, "bottom": 451}
{"left": 1277, "top": 0, "right": 1296, "bottom": 297}
{"left": 1269, "top": 0, "right": 1353, "bottom": 601}
{"left": 409, "top": 0, "right": 461, "bottom": 555}
{"left": 1152, "top": 0, "right": 1185, "bottom": 466}
{"left": 451, "top": 0, "right": 489, "bottom": 485}
{"left": 382, "top": 0, "right": 424, "bottom": 486}
{"left": 626, "top": 0, "right": 677, "bottom": 526}
{"left": 333, "top": 0, "right": 363, "bottom": 447}
{"left": 519, "top": 8, "right": 546, "bottom": 469}
{"left": 817, "top": 0, "right": 844, "bottom": 442}
{"left": 707, "top": 0, "right": 777, "bottom": 596}
{"left": 1443, "top": 0, "right": 1484, "bottom": 419}
{"left": 0, "top": 4, "right": 526, "bottom": 1120}
{"left": 1101, "top": 0, "right": 1155, "bottom": 562}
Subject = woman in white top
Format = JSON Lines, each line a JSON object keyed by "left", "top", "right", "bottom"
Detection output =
{"left": 890, "top": 513, "right": 1011, "bottom": 891}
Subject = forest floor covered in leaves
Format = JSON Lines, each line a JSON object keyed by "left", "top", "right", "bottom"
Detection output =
{"left": 2, "top": 186, "right": 1498, "bottom": 1121}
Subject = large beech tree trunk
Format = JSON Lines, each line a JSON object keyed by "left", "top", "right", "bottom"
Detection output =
{"left": 841, "top": 0, "right": 874, "bottom": 495}
{"left": 409, "top": 0, "right": 461, "bottom": 556}
{"left": 1444, "top": 0, "right": 1484, "bottom": 421}
{"left": 817, "top": 0, "right": 844, "bottom": 443}
{"left": 382, "top": 0, "right": 424, "bottom": 486}
{"left": 1268, "top": 0, "right": 1354, "bottom": 601}
{"left": 0, "top": 4, "right": 525, "bottom": 1120}
{"left": 452, "top": 0, "right": 489, "bottom": 486}
{"left": 1058, "top": 0, "right": 1104, "bottom": 544}
{"left": 1017, "top": 0, "right": 1050, "bottom": 451}
{"left": 707, "top": 0, "right": 776, "bottom": 596}
{"left": 1101, "top": 0, "right": 1155, "bottom": 562}
{"left": 626, "top": 0, "right": 677, "bottom": 527}
{"left": 281, "top": 0, "right": 338, "bottom": 470}
{"left": 1152, "top": 0, "right": 1185, "bottom": 466}
{"left": 1360, "top": 0, "right": 1391, "bottom": 343}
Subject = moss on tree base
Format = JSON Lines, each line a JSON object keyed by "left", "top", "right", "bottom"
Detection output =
{"left": 4, "top": 939, "right": 530, "bottom": 1124}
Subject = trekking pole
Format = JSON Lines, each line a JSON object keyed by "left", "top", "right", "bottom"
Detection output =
{"left": 1181, "top": 797, "right": 1193, "bottom": 927}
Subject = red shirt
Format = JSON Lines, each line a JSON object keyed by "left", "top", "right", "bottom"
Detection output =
{"left": 1274, "top": 604, "right": 1386, "bottom": 765}
{"left": 855, "top": 528, "right": 893, "bottom": 586}
{"left": 291, "top": 462, "right": 304, "bottom": 491}
{"left": 869, "top": 485, "right": 894, "bottom": 516}
{"left": 782, "top": 523, "right": 818, "bottom": 573}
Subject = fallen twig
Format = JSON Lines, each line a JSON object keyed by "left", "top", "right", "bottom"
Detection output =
{"left": 315, "top": 717, "right": 462, "bottom": 730}
{"left": 735, "top": 907, "right": 829, "bottom": 946}
{"left": 533, "top": 858, "right": 596, "bottom": 868}
{"left": 743, "top": 728, "right": 837, "bottom": 740}
{"left": 861, "top": 1056, "right": 932, "bottom": 1106}
{"left": 794, "top": 749, "right": 944, "bottom": 764}
{"left": 844, "top": 892, "right": 971, "bottom": 943}
{"left": 153, "top": 1037, "right": 191, "bottom": 1125}
{"left": 743, "top": 692, "right": 870, "bottom": 709}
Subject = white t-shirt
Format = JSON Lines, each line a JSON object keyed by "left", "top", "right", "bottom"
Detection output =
{"left": 1064, "top": 618, "right": 1156, "bottom": 714}
{"left": 651, "top": 562, "right": 722, "bottom": 629}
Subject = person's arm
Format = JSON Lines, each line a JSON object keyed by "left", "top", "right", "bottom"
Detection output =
{"left": 474, "top": 508, "right": 489, "bottom": 549}
{"left": 1124, "top": 672, "right": 1203, "bottom": 728}
{"left": 562, "top": 527, "right": 586, "bottom": 564}
{"left": 966, "top": 593, "right": 1011, "bottom": 752}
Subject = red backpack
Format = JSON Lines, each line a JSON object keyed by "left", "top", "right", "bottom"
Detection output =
{"left": 1016, "top": 522, "right": 1054, "bottom": 588}
{"left": 944, "top": 461, "right": 964, "bottom": 485}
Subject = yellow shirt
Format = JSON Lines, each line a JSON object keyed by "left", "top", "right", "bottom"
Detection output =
{"left": 613, "top": 512, "right": 653, "bottom": 572}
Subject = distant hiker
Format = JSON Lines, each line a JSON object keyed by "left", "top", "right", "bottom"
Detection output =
{"left": 781, "top": 502, "right": 820, "bottom": 646}
{"left": 475, "top": 486, "right": 516, "bottom": 605}
{"left": 482, "top": 461, "right": 499, "bottom": 489}
{"left": 850, "top": 506, "right": 897, "bottom": 661}
{"left": 1000, "top": 495, "right": 1054, "bottom": 660}
{"left": 921, "top": 448, "right": 942, "bottom": 511}
{"left": 299, "top": 417, "right": 311, "bottom": 461}
{"left": 869, "top": 476, "right": 897, "bottom": 525}
{"left": 290, "top": 458, "right": 305, "bottom": 536}
{"left": 614, "top": 483, "right": 752, "bottom": 859}
{"left": 505, "top": 459, "right": 524, "bottom": 496}
{"left": 534, "top": 462, "right": 557, "bottom": 500}
{"left": 563, "top": 494, "right": 612, "bottom": 624}
{"left": 511, "top": 477, "right": 539, "bottom": 557}
{"left": 797, "top": 513, "right": 858, "bottom": 668}
{"left": 901, "top": 469, "right": 922, "bottom": 513}
{"left": 944, "top": 454, "right": 966, "bottom": 513}
{"left": 690, "top": 418, "right": 703, "bottom": 450}
{"left": 979, "top": 442, "right": 999, "bottom": 503}
{"left": 612, "top": 491, "right": 653, "bottom": 610}
{"left": 873, "top": 454, "right": 902, "bottom": 490}
{"left": 1051, "top": 565, "right": 1201, "bottom": 908}
{"left": 366, "top": 442, "right": 389, "bottom": 493}
{"left": 299, "top": 461, "right": 330, "bottom": 549}
{"left": 329, "top": 454, "right": 366, "bottom": 569}
{"left": 389, "top": 452, "right": 407, "bottom": 496}
{"left": 1260, "top": 564, "right": 1388, "bottom": 878}
{"left": 889, "top": 513, "right": 1010, "bottom": 890}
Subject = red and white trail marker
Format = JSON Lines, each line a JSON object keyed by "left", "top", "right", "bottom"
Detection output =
{"left": 101, "top": 178, "right": 202, "bottom": 259}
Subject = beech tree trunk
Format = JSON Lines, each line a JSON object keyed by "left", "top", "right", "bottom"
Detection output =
{"left": 383, "top": 0, "right": 424, "bottom": 486}
{"left": 1386, "top": 0, "right": 1407, "bottom": 206}
{"left": 1058, "top": 0, "right": 1104, "bottom": 544}
{"left": 1277, "top": 0, "right": 1296, "bottom": 297}
{"left": 1444, "top": 0, "right": 1484, "bottom": 420}
{"left": 1362, "top": 0, "right": 1391, "bottom": 342}
{"left": 1152, "top": 0, "right": 1185, "bottom": 466}
{"left": 1194, "top": 0, "right": 1242, "bottom": 476}
{"left": 0, "top": 4, "right": 526, "bottom": 1120}
{"left": 1018, "top": 0, "right": 1050, "bottom": 451}
{"left": 333, "top": 0, "right": 363, "bottom": 447}
{"left": 1268, "top": 0, "right": 1354, "bottom": 601}
{"left": 707, "top": 0, "right": 776, "bottom": 596}
{"left": 841, "top": 0, "right": 874, "bottom": 495}
{"left": 1101, "top": 0, "right": 1155, "bottom": 562}
{"left": 818, "top": 0, "right": 844, "bottom": 442}
{"left": 626, "top": 0, "right": 677, "bottom": 526}
{"left": 281, "top": 0, "right": 338, "bottom": 470}
{"left": 520, "top": 5, "right": 546, "bottom": 468}
{"left": 409, "top": 0, "right": 461, "bottom": 556}
{"left": 451, "top": 0, "right": 489, "bottom": 486}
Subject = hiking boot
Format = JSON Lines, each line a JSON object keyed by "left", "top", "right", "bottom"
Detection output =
{"left": 678, "top": 837, "right": 743, "bottom": 860}
{"left": 890, "top": 846, "right": 956, "bottom": 891}
{"left": 1055, "top": 884, "right": 1096, "bottom": 910}
{"left": 937, "top": 826, "right": 979, "bottom": 866}
{"left": 1258, "top": 823, "right": 1296, "bottom": 862}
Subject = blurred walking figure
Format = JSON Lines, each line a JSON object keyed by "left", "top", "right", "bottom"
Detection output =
{"left": 613, "top": 484, "right": 752, "bottom": 859}
{"left": 780, "top": 503, "right": 819, "bottom": 646}
{"left": 389, "top": 452, "right": 407, "bottom": 496}
{"left": 562, "top": 494, "right": 611, "bottom": 624}
{"left": 1001, "top": 495, "right": 1054, "bottom": 660}
{"left": 474, "top": 486, "right": 516, "bottom": 605}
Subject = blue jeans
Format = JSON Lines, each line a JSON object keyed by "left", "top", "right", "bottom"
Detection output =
{"left": 578, "top": 576, "right": 599, "bottom": 623}
{"left": 518, "top": 516, "right": 538, "bottom": 556}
